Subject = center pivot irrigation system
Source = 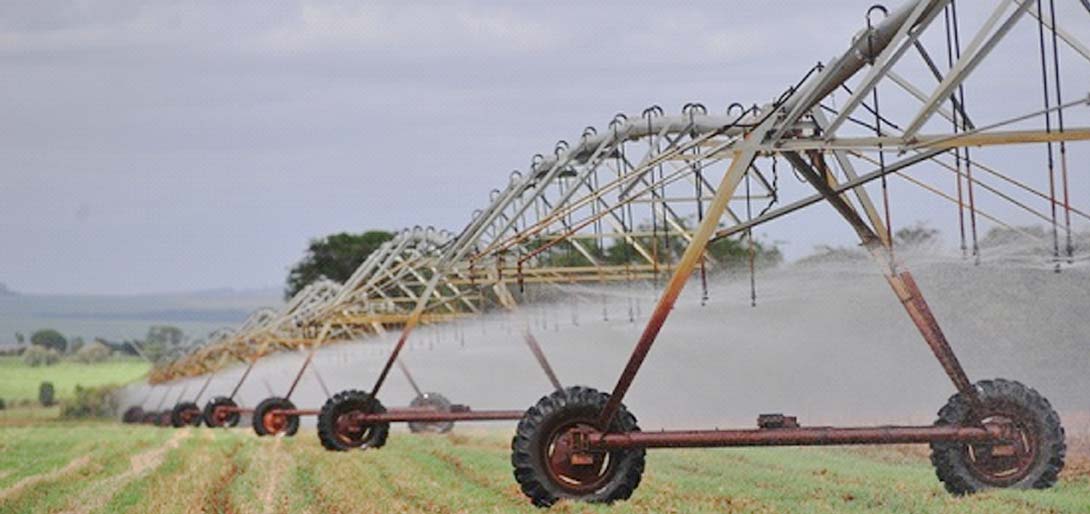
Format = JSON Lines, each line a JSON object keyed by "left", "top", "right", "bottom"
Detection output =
{"left": 121, "top": 0, "right": 1090, "bottom": 506}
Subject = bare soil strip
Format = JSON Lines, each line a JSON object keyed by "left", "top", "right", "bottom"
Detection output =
{"left": 0, "top": 454, "right": 93, "bottom": 502}
{"left": 259, "top": 436, "right": 288, "bottom": 514}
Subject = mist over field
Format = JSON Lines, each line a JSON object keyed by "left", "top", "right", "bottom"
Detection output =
{"left": 129, "top": 248, "right": 1090, "bottom": 433}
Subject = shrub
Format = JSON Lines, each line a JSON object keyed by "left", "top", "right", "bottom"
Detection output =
{"left": 61, "top": 384, "right": 120, "bottom": 419}
{"left": 23, "top": 345, "right": 60, "bottom": 367}
{"left": 39, "top": 381, "right": 56, "bottom": 407}
{"left": 0, "top": 398, "right": 6, "bottom": 410}
{"left": 72, "top": 341, "right": 112, "bottom": 364}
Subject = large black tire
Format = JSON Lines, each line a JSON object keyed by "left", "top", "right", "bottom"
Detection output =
{"left": 203, "top": 396, "right": 240, "bottom": 428}
{"left": 122, "top": 406, "right": 144, "bottom": 424}
{"left": 931, "top": 379, "right": 1065, "bottom": 495}
{"left": 171, "top": 401, "right": 203, "bottom": 428}
{"left": 252, "top": 397, "right": 299, "bottom": 437}
{"left": 511, "top": 386, "right": 644, "bottom": 508}
{"left": 317, "top": 390, "right": 389, "bottom": 451}
{"left": 408, "top": 392, "right": 455, "bottom": 434}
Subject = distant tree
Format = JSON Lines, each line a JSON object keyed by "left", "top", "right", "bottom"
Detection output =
{"left": 706, "top": 235, "right": 783, "bottom": 271}
{"left": 285, "top": 231, "right": 395, "bottom": 300}
{"left": 795, "top": 244, "right": 867, "bottom": 266}
{"left": 142, "top": 326, "right": 186, "bottom": 364}
{"left": 23, "top": 346, "right": 61, "bottom": 367}
{"left": 15, "top": 332, "right": 25, "bottom": 345}
{"left": 31, "top": 329, "right": 67, "bottom": 353}
{"left": 146, "top": 326, "right": 184, "bottom": 347}
{"left": 894, "top": 223, "right": 940, "bottom": 249}
{"left": 593, "top": 231, "right": 781, "bottom": 272}
{"left": 68, "top": 336, "right": 85, "bottom": 355}
{"left": 39, "top": 381, "right": 56, "bottom": 407}
{"left": 978, "top": 225, "right": 1048, "bottom": 249}
{"left": 73, "top": 341, "right": 112, "bottom": 364}
{"left": 115, "top": 339, "right": 142, "bottom": 357}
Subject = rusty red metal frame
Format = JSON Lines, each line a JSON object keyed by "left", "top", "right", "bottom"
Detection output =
{"left": 580, "top": 143, "right": 988, "bottom": 449}
{"left": 260, "top": 329, "right": 561, "bottom": 428}
{"left": 289, "top": 408, "right": 526, "bottom": 423}
{"left": 585, "top": 424, "right": 1002, "bottom": 450}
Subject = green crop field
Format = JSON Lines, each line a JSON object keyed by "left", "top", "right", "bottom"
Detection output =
{"left": 0, "top": 356, "right": 149, "bottom": 402}
{"left": 1, "top": 421, "right": 1088, "bottom": 514}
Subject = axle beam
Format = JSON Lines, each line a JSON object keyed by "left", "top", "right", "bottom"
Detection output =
{"left": 589, "top": 424, "right": 1001, "bottom": 449}
{"left": 345, "top": 409, "right": 525, "bottom": 424}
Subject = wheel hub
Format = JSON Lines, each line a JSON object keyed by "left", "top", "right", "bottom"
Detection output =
{"left": 263, "top": 410, "right": 288, "bottom": 434}
{"left": 213, "top": 406, "right": 230, "bottom": 425}
{"left": 181, "top": 407, "right": 199, "bottom": 424}
{"left": 335, "top": 413, "right": 364, "bottom": 444}
{"left": 966, "top": 413, "right": 1037, "bottom": 485}
{"left": 545, "top": 422, "right": 612, "bottom": 493}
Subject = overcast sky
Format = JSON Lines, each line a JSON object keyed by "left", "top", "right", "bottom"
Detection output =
{"left": 2, "top": 1, "right": 1088, "bottom": 295}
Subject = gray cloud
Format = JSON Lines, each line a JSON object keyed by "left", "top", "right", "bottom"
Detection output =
{"left": 1, "top": 1, "right": 1087, "bottom": 294}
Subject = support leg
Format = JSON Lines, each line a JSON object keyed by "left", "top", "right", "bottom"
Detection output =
{"left": 785, "top": 151, "right": 978, "bottom": 402}
{"left": 311, "top": 360, "right": 333, "bottom": 398}
{"left": 229, "top": 358, "right": 257, "bottom": 400}
{"left": 524, "top": 331, "right": 563, "bottom": 391}
{"left": 598, "top": 148, "right": 757, "bottom": 427}
{"left": 397, "top": 358, "right": 424, "bottom": 397}
{"left": 192, "top": 370, "right": 216, "bottom": 404}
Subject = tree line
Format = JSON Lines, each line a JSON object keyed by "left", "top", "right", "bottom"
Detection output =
{"left": 11, "top": 325, "right": 191, "bottom": 367}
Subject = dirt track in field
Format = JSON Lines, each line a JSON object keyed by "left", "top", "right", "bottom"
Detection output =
{"left": 0, "top": 455, "right": 92, "bottom": 502}
{"left": 58, "top": 428, "right": 191, "bottom": 514}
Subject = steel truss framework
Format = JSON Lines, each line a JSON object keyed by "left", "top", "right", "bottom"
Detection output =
{"left": 143, "top": 0, "right": 1090, "bottom": 465}
{"left": 155, "top": 1, "right": 1089, "bottom": 390}
{"left": 133, "top": 0, "right": 1090, "bottom": 501}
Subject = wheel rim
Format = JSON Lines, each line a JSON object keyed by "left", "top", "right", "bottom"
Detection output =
{"left": 181, "top": 407, "right": 199, "bottom": 425}
{"left": 964, "top": 411, "right": 1038, "bottom": 486}
{"left": 543, "top": 421, "right": 615, "bottom": 494}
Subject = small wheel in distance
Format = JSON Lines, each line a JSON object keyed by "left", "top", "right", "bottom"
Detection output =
{"left": 252, "top": 397, "right": 299, "bottom": 437}
{"left": 511, "top": 386, "right": 645, "bottom": 508}
{"left": 122, "top": 406, "right": 144, "bottom": 424}
{"left": 171, "top": 401, "right": 203, "bottom": 428}
{"left": 317, "top": 390, "right": 389, "bottom": 451}
{"left": 141, "top": 411, "right": 158, "bottom": 424}
{"left": 931, "top": 379, "right": 1065, "bottom": 495}
{"left": 157, "top": 411, "right": 172, "bottom": 427}
{"left": 203, "top": 396, "right": 240, "bottom": 428}
{"left": 408, "top": 392, "right": 455, "bottom": 434}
